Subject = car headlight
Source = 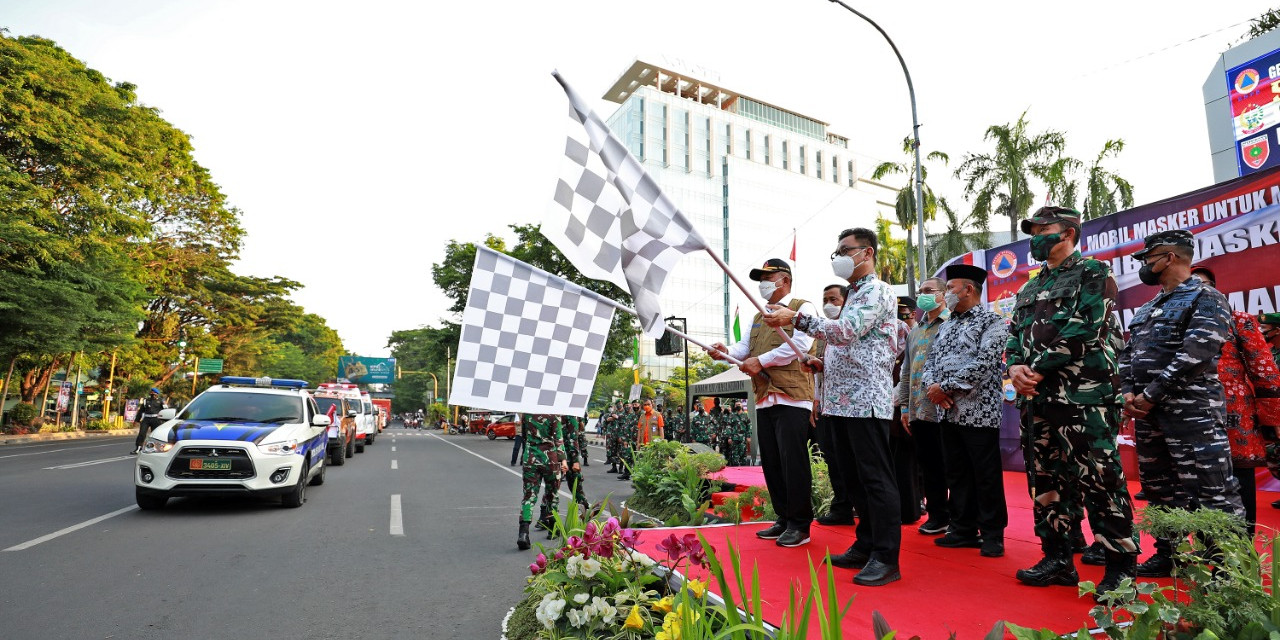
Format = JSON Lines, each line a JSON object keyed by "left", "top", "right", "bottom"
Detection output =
{"left": 258, "top": 439, "right": 300, "bottom": 456}
{"left": 142, "top": 438, "right": 174, "bottom": 454}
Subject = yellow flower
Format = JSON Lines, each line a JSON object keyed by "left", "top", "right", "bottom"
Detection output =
{"left": 623, "top": 604, "right": 644, "bottom": 630}
{"left": 686, "top": 579, "right": 707, "bottom": 599}
{"left": 652, "top": 595, "right": 674, "bottom": 614}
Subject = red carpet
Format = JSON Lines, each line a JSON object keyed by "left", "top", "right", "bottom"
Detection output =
{"left": 632, "top": 470, "right": 1280, "bottom": 639}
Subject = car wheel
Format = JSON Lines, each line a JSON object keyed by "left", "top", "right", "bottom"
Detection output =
{"left": 366, "top": 433, "right": 375, "bottom": 446}
{"left": 331, "top": 445, "right": 346, "bottom": 466}
{"left": 309, "top": 459, "right": 326, "bottom": 485}
{"left": 282, "top": 464, "right": 307, "bottom": 508}
{"left": 356, "top": 440, "right": 365, "bottom": 453}
{"left": 136, "top": 488, "right": 167, "bottom": 511}
{"left": 487, "top": 429, "right": 497, "bottom": 440}
{"left": 345, "top": 437, "right": 355, "bottom": 458}
{"left": 507, "top": 435, "right": 515, "bottom": 440}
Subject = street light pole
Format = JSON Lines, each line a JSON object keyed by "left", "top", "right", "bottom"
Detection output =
{"left": 827, "top": 0, "right": 927, "bottom": 286}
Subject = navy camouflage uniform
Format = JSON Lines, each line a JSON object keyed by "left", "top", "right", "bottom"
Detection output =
{"left": 1121, "top": 275, "right": 1245, "bottom": 538}
{"left": 520, "top": 414, "right": 567, "bottom": 527}
{"left": 1006, "top": 247, "right": 1138, "bottom": 558}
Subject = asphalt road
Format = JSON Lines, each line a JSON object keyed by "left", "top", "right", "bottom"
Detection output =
{"left": 0, "top": 424, "right": 631, "bottom": 640}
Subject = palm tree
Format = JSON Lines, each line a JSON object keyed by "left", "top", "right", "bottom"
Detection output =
{"left": 873, "top": 216, "right": 908, "bottom": 284}
{"left": 955, "top": 110, "right": 1068, "bottom": 239}
{"left": 927, "top": 197, "right": 980, "bottom": 273}
{"left": 871, "top": 137, "right": 949, "bottom": 289}
{"left": 1077, "top": 139, "right": 1134, "bottom": 220}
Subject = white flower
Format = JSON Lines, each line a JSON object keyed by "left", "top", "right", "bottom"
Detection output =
{"left": 573, "top": 592, "right": 590, "bottom": 605}
{"left": 566, "top": 608, "right": 588, "bottom": 628}
{"left": 534, "top": 594, "right": 566, "bottom": 630}
{"left": 630, "top": 550, "right": 656, "bottom": 568}
{"left": 579, "top": 557, "right": 602, "bottom": 579}
{"left": 565, "top": 555, "right": 581, "bottom": 578}
{"left": 592, "top": 597, "right": 618, "bottom": 624}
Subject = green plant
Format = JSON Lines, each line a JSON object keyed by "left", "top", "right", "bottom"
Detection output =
{"left": 711, "top": 485, "right": 772, "bottom": 524}
{"left": 85, "top": 419, "right": 114, "bottom": 431}
{"left": 809, "top": 442, "right": 834, "bottom": 518}
{"left": 628, "top": 441, "right": 726, "bottom": 525}
{"left": 6, "top": 402, "right": 39, "bottom": 427}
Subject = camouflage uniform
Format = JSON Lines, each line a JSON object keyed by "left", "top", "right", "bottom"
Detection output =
{"left": 689, "top": 408, "right": 712, "bottom": 445}
{"left": 520, "top": 414, "right": 566, "bottom": 525}
{"left": 1120, "top": 277, "right": 1245, "bottom": 535}
{"left": 618, "top": 407, "right": 638, "bottom": 472}
{"left": 722, "top": 408, "right": 751, "bottom": 466}
{"left": 1005, "top": 249, "right": 1138, "bottom": 557}
{"left": 562, "top": 416, "right": 589, "bottom": 510}
{"left": 604, "top": 407, "right": 620, "bottom": 469}
{"left": 667, "top": 410, "right": 688, "bottom": 443}
{"left": 708, "top": 408, "right": 725, "bottom": 452}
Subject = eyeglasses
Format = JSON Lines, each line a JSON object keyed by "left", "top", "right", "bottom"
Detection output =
{"left": 830, "top": 245, "right": 870, "bottom": 260}
{"left": 918, "top": 287, "right": 941, "bottom": 294}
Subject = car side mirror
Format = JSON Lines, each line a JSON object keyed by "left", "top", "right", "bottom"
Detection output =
{"left": 347, "top": 410, "right": 358, "bottom": 417}
{"left": 312, "top": 414, "right": 332, "bottom": 427}
{"left": 158, "top": 408, "right": 177, "bottom": 420}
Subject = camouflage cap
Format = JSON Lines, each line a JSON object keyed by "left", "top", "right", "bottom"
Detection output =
{"left": 1133, "top": 229, "right": 1194, "bottom": 260}
{"left": 1259, "top": 312, "right": 1280, "bottom": 327}
{"left": 1020, "top": 206, "right": 1082, "bottom": 235}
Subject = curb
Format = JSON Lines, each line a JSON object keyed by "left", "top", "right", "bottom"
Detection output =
{"left": 0, "top": 429, "right": 137, "bottom": 446}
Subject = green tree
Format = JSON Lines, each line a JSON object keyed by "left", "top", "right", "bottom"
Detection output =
{"left": 927, "top": 198, "right": 987, "bottom": 274}
{"left": 1244, "top": 7, "right": 1280, "bottom": 40}
{"left": 955, "top": 110, "right": 1069, "bottom": 239}
{"left": 873, "top": 217, "right": 908, "bottom": 285}
{"left": 870, "top": 137, "right": 949, "bottom": 288}
{"left": 1070, "top": 139, "right": 1135, "bottom": 221}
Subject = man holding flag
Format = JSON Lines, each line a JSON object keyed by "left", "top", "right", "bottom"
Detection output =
{"left": 709, "top": 258, "right": 817, "bottom": 548}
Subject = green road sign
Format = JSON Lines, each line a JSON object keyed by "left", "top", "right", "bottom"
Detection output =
{"left": 197, "top": 359, "right": 224, "bottom": 374}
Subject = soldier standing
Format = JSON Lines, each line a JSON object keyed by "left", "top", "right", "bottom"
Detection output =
{"left": 666, "top": 407, "right": 687, "bottom": 443}
{"left": 517, "top": 414, "right": 568, "bottom": 550}
{"left": 690, "top": 403, "right": 711, "bottom": 445}
{"left": 1121, "top": 229, "right": 1245, "bottom": 577}
{"left": 1005, "top": 207, "right": 1138, "bottom": 598}
{"left": 604, "top": 408, "right": 620, "bottom": 474}
{"left": 722, "top": 403, "right": 751, "bottom": 466}
{"left": 618, "top": 402, "right": 640, "bottom": 481}
{"left": 562, "top": 415, "right": 589, "bottom": 514}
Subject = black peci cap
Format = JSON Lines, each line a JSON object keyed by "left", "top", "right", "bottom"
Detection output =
{"left": 749, "top": 258, "right": 792, "bottom": 281}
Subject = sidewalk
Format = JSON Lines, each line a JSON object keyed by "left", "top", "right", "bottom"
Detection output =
{"left": 0, "top": 428, "right": 137, "bottom": 446}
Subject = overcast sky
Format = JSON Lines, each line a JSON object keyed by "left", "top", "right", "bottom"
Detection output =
{"left": 5, "top": 0, "right": 1274, "bottom": 356}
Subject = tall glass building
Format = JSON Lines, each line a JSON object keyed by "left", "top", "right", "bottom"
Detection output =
{"left": 599, "top": 59, "right": 898, "bottom": 381}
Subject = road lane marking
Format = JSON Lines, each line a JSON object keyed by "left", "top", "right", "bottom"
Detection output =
{"left": 391, "top": 459, "right": 398, "bottom": 470}
{"left": 43, "top": 455, "right": 132, "bottom": 470}
{"left": 390, "top": 494, "right": 404, "bottom": 536}
{"left": 0, "top": 443, "right": 120, "bottom": 459}
{"left": 391, "top": 446, "right": 396, "bottom": 452}
{"left": 4, "top": 505, "right": 138, "bottom": 552}
{"left": 427, "top": 433, "right": 576, "bottom": 502}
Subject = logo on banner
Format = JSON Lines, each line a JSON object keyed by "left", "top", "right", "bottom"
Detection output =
{"left": 1242, "top": 135, "right": 1270, "bottom": 169}
{"left": 991, "top": 250, "right": 1018, "bottom": 279}
{"left": 1236, "top": 68, "right": 1261, "bottom": 94}
{"left": 1242, "top": 104, "right": 1266, "bottom": 135}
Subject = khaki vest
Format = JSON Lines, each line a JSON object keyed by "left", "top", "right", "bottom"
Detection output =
{"left": 748, "top": 298, "right": 815, "bottom": 402}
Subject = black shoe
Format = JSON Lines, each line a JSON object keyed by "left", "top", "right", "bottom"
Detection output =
{"left": 617, "top": 473, "right": 630, "bottom": 481}
{"left": 853, "top": 559, "right": 901, "bottom": 586}
{"left": 1135, "top": 553, "right": 1173, "bottom": 577}
{"left": 1135, "top": 490, "right": 1147, "bottom": 501}
{"left": 517, "top": 521, "right": 531, "bottom": 551}
{"left": 917, "top": 518, "right": 949, "bottom": 535}
{"left": 1070, "top": 532, "right": 1088, "bottom": 553}
{"left": 608, "top": 465, "right": 618, "bottom": 474}
{"left": 1080, "top": 542, "right": 1107, "bottom": 566}
{"left": 934, "top": 532, "right": 983, "bottom": 548}
{"left": 981, "top": 539, "right": 1005, "bottom": 558}
{"left": 827, "top": 546, "right": 870, "bottom": 569}
{"left": 1272, "top": 498, "right": 1280, "bottom": 509}
{"left": 1015, "top": 553, "right": 1078, "bottom": 587}
{"left": 776, "top": 529, "right": 811, "bottom": 548}
{"left": 755, "top": 523, "right": 787, "bottom": 540}
{"left": 1095, "top": 553, "right": 1137, "bottom": 602}
{"left": 816, "top": 513, "right": 854, "bottom": 526}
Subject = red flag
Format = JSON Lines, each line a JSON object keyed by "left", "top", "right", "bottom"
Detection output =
{"left": 789, "top": 231, "right": 796, "bottom": 262}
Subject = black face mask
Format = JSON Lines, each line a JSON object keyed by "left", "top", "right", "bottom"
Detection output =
{"left": 1138, "top": 254, "right": 1170, "bottom": 286}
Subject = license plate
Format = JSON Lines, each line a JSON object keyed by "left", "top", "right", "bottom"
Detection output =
{"left": 190, "top": 458, "right": 232, "bottom": 471}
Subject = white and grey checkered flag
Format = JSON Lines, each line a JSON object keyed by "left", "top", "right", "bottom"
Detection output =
{"left": 544, "top": 71, "right": 709, "bottom": 338}
{"left": 449, "top": 246, "right": 616, "bottom": 415}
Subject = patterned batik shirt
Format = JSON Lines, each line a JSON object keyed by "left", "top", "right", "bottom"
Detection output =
{"left": 922, "top": 305, "right": 1010, "bottom": 428}
{"left": 895, "top": 311, "right": 948, "bottom": 423}
{"left": 794, "top": 273, "right": 898, "bottom": 419}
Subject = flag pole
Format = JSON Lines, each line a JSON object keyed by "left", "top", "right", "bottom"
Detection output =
{"left": 590, "top": 295, "right": 745, "bottom": 367}
{"left": 701, "top": 247, "right": 809, "bottom": 359}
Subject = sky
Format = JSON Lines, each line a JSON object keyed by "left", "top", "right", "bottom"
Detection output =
{"left": 5, "top": 0, "right": 1276, "bottom": 356}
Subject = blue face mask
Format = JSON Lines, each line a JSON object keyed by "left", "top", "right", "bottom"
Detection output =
{"left": 916, "top": 293, "right": 939, "bottom": 312}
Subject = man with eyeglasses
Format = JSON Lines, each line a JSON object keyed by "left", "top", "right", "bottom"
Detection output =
{"left": 1121, "top": 229, "right": 1244, "bottom": 577}
{"left": 764, "top": 228, "right": 902, "bottom": 586}
{"left": 1005, "top": 206, "right": 1138, "bottom": 600}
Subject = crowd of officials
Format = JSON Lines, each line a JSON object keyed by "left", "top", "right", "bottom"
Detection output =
{"left": 513, "top": 205, "right": 1280, "bottom": 601}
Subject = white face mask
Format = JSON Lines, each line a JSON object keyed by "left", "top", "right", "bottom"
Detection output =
{"left": 758, "top": 279, "right": 779, "bottom": 300}
{"left": 944, "top": 292, "right": 960, "bottom": 311}
{"left": 831, "top": 255, "right": 855, "bottom": 280}
{"left": 823, "top": 303, "right": 841, "bottom": 319}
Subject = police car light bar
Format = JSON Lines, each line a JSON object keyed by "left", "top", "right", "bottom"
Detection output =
{"left": 220, "top": 376, "right": 309, "bottom": 389}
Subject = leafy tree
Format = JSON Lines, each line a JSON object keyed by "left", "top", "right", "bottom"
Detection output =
{"left": 954, "top": 110, "right": 1069, "bottom": 238}
{"left": 1244, "top": 7, "right": 1280, "bottom": 40}
{"left": 1070, "top": 139, "right": 1135, "bottom": 220}
{"left": 386, "top": 325, "right": 458, "bottom": 414}
{"left": 870, "top": 137, "right": 949, "bottom": 287}
{"left": 873, "top": 217, "right": 908, "bottom": 285}
{"left": 927, "top": 197, "right": 986, "bottom": 273}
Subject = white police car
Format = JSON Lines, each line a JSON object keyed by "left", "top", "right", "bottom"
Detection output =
{"left": 135, "top": 377, "right": 330, "bottom": 510}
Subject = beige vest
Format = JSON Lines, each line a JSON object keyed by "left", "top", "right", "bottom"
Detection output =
{"left": 748, "top": 298, "right": 815, "bottom": 402}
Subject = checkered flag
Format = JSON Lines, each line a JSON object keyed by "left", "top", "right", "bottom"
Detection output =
{"left": 449, "top": 247, "right": 616, "bottom": 415}
{"left": 544, "top": 71, "right": 709, "bottom": 338}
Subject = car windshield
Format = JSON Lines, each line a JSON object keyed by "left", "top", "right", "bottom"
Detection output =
{"left": 180, "top": 391, "right": 304, "bottom": 424}
{"left": 313, "top": 397, "right": 342, "bottom": 414}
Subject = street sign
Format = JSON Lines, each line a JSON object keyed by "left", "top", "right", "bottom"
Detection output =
{"left": 196, "top": 359, "right": 224, "bottom": 374}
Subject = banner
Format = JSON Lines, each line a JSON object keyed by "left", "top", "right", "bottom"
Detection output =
{"left": 56, "top": 382, "right": 72, "bottom": 412}
{"left": 337, "top": 356, "right": 396, "bottom": 385}
{"left": 1228, "top": 49, "right": 1280, "bottom": 176}
{"left": 979, "top": 166, "right": 1280, "bottom": 331}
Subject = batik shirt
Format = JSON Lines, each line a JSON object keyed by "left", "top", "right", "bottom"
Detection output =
{"left": 794, "top": 273, "right": 898, "bottom": 419}
{"left": 895, "top": 311, "right": 948, "bottom": 423}
{"left": 922, "top": 305, "right": 1010, "bottom": 428}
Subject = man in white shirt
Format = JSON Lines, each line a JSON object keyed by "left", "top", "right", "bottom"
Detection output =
{"left": 709, "top": 258, "right": 818, "bottom": 548}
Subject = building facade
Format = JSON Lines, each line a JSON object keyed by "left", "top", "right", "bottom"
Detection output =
{"left": 600, "top": 59, "right": 897, "bottom": 381}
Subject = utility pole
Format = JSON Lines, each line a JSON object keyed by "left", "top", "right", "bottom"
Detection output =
{"left": 102, "top": 350, "right": 118, "bottom": 425}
